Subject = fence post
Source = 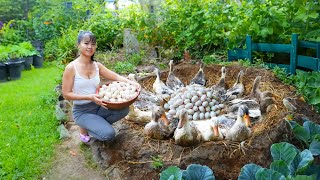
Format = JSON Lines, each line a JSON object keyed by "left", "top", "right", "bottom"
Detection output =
{"left": 290, "top": 34, "right": 298, "bottom": 74}
{"left": 246, "top": 35, "right": 252, "bottom": 63}
{"left": 317, "top": 42, "right": 320, "bottom": 59}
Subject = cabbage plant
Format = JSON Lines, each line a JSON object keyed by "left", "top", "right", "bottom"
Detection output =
{"left": 238, "top": 142, "right": 319, "bottom": 179}
{"left": 160, "top": 164, "right": 215, "bottom": 180}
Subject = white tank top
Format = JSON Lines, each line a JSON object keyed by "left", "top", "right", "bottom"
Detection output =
{"left": 72, "top": 61, "right": 100, "bottom": 105}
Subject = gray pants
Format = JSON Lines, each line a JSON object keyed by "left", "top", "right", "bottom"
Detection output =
{"left": 73, "top": 102, "right": 129, "bottom": 141}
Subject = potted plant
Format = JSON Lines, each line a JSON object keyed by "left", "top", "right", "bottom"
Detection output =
{"left": 6, "top": 44, "right": 24, "bottom": 80}
{"left": 0, "top": 45, "right": 9, "bottom": 82}
{"left": 18, "top": 42, "right": 39, "bottom": 70}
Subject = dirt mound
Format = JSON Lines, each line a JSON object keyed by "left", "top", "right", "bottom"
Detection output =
{"left": 89, "top": 63, "right": 320, "bottom": 180}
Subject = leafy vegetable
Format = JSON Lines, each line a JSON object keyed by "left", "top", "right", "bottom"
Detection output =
{"left": 255, "top": 168, "right": 286, "bottom": 180}
{"left": 271, "top": 142, "right": 298, "bottom": 165}
{"left": 182, "top": 164, "right": 215, "bottom": 180}
{"left": 238, "top": 164, "right": 262, "bottom": 180}
{"left": 160, "top": 164, "right": 215, "bottom": 180}
{"left": 160, "top": 166, "right": 182, "bottom": 180}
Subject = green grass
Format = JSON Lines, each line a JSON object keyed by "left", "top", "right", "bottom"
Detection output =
{"left": 0, "top": 64, "right": 62, "bottom": 179}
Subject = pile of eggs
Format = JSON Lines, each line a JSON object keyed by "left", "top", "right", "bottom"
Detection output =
{"left": 164, "top": 85, "right": 224, "bottom": 120}
{"left": 98, "top": 81, "right": 138, "bottom": 103}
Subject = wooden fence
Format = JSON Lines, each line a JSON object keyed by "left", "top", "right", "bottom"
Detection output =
{"left": 228, "top": 34, "right": 320, "bottom": 74}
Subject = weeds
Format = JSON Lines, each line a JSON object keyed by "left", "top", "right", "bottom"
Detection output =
{"left": 151, "top": 155, "right": 164, "bottom": 169}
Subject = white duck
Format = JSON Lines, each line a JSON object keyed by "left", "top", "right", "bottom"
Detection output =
{"left": 225, "top": 105, "right": 252, "bottom": 141}
{"left": 174, "top": 109, "right": 202, "bottom": 147}
{"left": 152, "top": 67, "right": 173, "bottom": 101}
{"left": 193, "top": 118, "right": 223, "bottom": 141}
{"left": 166, "top": 60, "right": 185, "bottom": 91}
{"left": 126, "top": 104, "right": 153, "bottom": 124}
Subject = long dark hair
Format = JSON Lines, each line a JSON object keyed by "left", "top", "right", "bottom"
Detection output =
{"left": 77, "top": 30, "right": 96, "bottom": 61}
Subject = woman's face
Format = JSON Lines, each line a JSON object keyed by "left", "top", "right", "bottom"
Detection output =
{"left": 78, "top": 35, "right": 97, "bottom": 57}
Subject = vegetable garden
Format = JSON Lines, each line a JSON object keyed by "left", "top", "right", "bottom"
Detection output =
{"left": 0, "top": 0, "right": 319, "bottom": 179}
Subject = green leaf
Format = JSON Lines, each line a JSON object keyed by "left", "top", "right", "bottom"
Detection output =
{"left": 160, "top": 166, "right": 182, "bottom": 180}
{"left": 271, "top": 142, "right": 298, "bottom": 165}
{"left": 238, "top": 163, "right": 262, "bottom": 180}
{"left": 290, "top": 149, "right": 314, "bottom": 176}
{"left": 182, "top": 164, "right": 215, "bottom": 180}
{"left": 292, "top": 122, "right": 310, "bottom": 145}
{"left": 255, "top": 168, "right": 286, "bottom": 180}
{"left": 309, "top": 139, "right": 320, "bottom": 156}
{"left": 308, "top": 12, "right": 319, "bottom": 19}
{"left": 290, "top": 175, "right": 317, "bottom": 180}
{"left": 270, "top": 160, "right": 290, "bottom": 177}
{"left": 303, "top": 121, "right": 320, "bottom": 138}
{"left": 309, "top": 95, "right": 320, "bottom": 105}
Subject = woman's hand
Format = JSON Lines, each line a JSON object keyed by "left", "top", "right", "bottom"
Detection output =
{"left": 92, "top": 94, "right": 108, "bottom": 108}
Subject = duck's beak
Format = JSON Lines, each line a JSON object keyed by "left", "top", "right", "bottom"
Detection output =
{"left": 212, "top": 126, "right": 219, "bottom": 137}
{"left": 243, "top": 114, "right": 251, "bottom": 127}
{"left": 161, "top": 113, "right": 170, "bottom": 126}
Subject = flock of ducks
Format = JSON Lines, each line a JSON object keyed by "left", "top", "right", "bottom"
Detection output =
{"left": 127, "top": 60, "right": 277, "bottom": 147}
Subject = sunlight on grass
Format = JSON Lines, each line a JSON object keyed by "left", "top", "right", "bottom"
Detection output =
{"left": 0, "top": 64, "right": 62, "bottom": 179}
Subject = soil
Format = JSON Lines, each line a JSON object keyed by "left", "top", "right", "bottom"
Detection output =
{"left": 44, "top": 62, "right": 320, "bottom": 180}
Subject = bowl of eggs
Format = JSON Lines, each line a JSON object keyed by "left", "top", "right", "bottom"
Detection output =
{"left": 97, "top": 81, "right": 140, "bottom": 109}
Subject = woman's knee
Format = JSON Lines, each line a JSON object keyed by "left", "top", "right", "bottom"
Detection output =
{"left": 97, "top": 129, "right": 116, "bottom": 141}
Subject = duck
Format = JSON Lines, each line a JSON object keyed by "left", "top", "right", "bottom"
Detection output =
{"left": 152, "top": 67, "right": 173, "bottom": 101}
{"left": 248, "top": 76, "right": 273, "bottom": 103}
{"left": 193, "top": 118, "right": 223, "bottom": 141}
{"left": 225, "top": 105, "right": 252, "bottom": 141}
{"left": 166, "top": 60, "right": 185, "bottom": 91}
{"left": 211, "top": 66, "right": 227, "bottom": 97}
{"left": 189, "top": 62, "right": 206, "bottom": 86}
{"left": 283, "top": 97, "right": 297, "bottom": 112}
{"left": 144, "top": 106, "right": 172, "bottom": 140}
{"left": 227, "top": 97, "right": 275, "bottom": 123}
{"left": 174, "top": 109, "right": 202, "bottom": 147}
{"left": 126, "top": 104, "right": 153, "bottom": 124}
{"left": 224, "top": 70, "right": 244, "bottom": 101}
{"left": 127, "top": 73, "right": 162, "bottom": 110}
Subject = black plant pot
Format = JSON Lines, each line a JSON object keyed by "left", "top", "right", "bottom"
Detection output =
{"left": 33, "top": 55, "right": 43, "bottom": 68}
{"left": 0, "top": 63, "right": 8, "bottom": 82}
{"left": 7, "top": 61, "right": 23, "bottom": 80}
{"left": 23, "top": 56, "right": 34, "bottom": 70}
{"left": 32, "top": 40, "right": 44, "bottom": 50}
{"left": 8, "top": 58, "right": 25, "bottom": 71}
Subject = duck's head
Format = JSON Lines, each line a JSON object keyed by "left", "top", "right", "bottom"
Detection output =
{"left": 283, "top": 97, "right": 297, "bottom": 112}
{"left": 177, "top": 109, "right": 188, "bottom": 129}
{"left": 221, "top": 66, "right": 226, "bottom": 78}
{"left": 152, "top": 106, "right": 169, "bottom": 125}
{"left": 153, "top": 67, "right": 160, "bottom": 77}
{"left": 238, "top": 105, "right": 251, "bottom": 127}
{"left": 127, "top": 73, "right": 138, "bottom": 82}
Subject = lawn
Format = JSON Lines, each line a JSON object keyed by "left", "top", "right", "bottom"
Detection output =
{"left": 0, "top": 63, "right": 62, "bottom": 179}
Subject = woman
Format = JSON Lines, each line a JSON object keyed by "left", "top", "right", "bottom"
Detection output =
{"left": 62, "top": 30, "right": 140, "bottom": 143}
